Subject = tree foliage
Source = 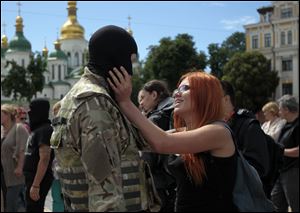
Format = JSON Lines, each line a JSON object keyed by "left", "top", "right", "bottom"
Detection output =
{"left": 208, "top": 31, "right": 246, "bottom": 79}
{"left": 208, "top": 43, "right": 228, "bottom": 79}
{"left": 1, "top": 52, "right": 47, "bottom": 102}
{"left": 222, "top": 51, "right": 279, "bottom": 112}
{"left": 221, "top": 31, "right": 246, "bottom": 58}
{"left": 2, "top": 60, "right": 30, "bottom": 101}
{"left": 198, "top": 51, "right": 207, "bottom": 70}
{"left": 27, "top": 53, "right": 48, "bottom": 99}
{"left": 142, "top": 34, "right": 207, "bottom": 90}
{"left": 131, "top": 72, "right": 144, "bottom": 106}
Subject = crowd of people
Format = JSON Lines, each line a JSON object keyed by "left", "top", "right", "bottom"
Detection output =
{"left": 1, "top": 25, "right": 299, "bottom": 212}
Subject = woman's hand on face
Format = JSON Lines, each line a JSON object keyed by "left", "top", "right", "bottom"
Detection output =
{"left": 108, "top": 66, "right": 132, "bottom": 103}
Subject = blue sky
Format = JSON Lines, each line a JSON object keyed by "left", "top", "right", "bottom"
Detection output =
{"left": 1, "top": 1, "right": 270, "bottom": 63}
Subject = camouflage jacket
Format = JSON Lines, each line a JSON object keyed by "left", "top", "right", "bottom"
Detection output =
{"left": 50, "top": 67, "right": 161, "bottom": 212}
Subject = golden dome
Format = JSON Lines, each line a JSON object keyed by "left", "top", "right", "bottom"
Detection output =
{"left": 42, "top": 45, "right": 48, "bottom": 56}
{"left": 2, "top": 35, "right": 8, "bottom": 48}
{"left": 8, "top": 15, "right": 31, "bottom": 52}
{"left": 54, "top": 39, "right": 62, "bottom": 50}
{"left": 15, "top": 15, "right": 24, "bottom": 32}
{"left": 49, "top": 39, "right": 68, "bottom": 60}
{"left": 60, "top": 1, "right": 84, "bottom": 40}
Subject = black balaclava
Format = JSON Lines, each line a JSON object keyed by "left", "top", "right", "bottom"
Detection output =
{"left": 28, "top": 98, "right": 50, "bottom": 131}
{"left": 87, "top": 25, "right": 138, "bottom": 80}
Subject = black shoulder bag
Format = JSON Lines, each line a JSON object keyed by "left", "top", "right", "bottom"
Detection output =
{"left": 218, "top": 122, "right": 275, "bottom": 212}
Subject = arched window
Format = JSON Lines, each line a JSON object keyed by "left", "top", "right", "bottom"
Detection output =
{"left": 52, "top": 65, "right": 55, "bottom": 80}
{"left": 287, "top": 31, "right": 292, "bottom": 45}
{"left": 67, "top": 52, "right": 71, "bottom": 67}
{"left": 58, "top": 65, "right": 61, "bottom": 80}
{"left": 75, "top": 52, "right": 79, "bottom": 66}
{"left": 252, "top": 35, "right": 258, "bottom": 49}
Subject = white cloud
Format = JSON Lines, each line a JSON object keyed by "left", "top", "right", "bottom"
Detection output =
{"left": 221, "top": 16, "right": 257, "bottom": 30}
{"left": 209, "top": 2, "right": 226, "bottom": 7}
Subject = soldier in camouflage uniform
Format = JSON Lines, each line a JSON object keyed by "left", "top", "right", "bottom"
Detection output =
{"left": 50, "top": 25, "right": 160, "bottom": 212}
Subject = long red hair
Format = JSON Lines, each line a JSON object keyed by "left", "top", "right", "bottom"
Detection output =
{"left": 174, "top": 71, "right": 224, "bottom": 185}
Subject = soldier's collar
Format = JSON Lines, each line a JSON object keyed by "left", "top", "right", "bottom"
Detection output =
{"left": 83, "top": 67, "right": 109, "bottom": 91}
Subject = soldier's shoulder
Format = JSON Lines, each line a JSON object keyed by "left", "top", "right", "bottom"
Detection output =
{"left": 75, "top": 94, "right": 119, "bottom": 120}
{"left": 68, "top": 77, "right": 109, "bottom": 100}
{"left": 76, "top": 85, "right": 109, "bottom": 100}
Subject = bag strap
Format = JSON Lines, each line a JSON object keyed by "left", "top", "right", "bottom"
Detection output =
{"left": 213, "top": 121, "right": 247, "bottom": 163}
{"left": 206, "top": 121, "right": 239, "bottom": 200}
{"left": 212, "top": 121, "right": 237, "bottom": 148}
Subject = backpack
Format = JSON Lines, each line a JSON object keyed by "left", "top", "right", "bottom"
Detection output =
{"left": 213, "top": 121, "right": 275, "bottom": 212}
{"left": 237, "top": 118, "right": 284, "bottom": 194}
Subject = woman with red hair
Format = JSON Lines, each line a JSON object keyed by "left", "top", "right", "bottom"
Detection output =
{"left": 108, "top": 67, "right": 238, "bottom": 211}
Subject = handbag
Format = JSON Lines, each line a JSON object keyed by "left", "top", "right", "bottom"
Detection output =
{"left": 223, "top": 122, "right": 275, "bottom": 212}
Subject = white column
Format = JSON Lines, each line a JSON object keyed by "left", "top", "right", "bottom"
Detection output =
{"left": 293, "top": 54, "right": 299, "bottom": 101}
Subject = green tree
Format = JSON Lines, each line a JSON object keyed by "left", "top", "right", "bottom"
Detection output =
{"left": 221, "top": 31, "right": 246, "bottom": 58}
{"left": 208, "top": 31, "right": 245, "bottom": 79}
{"left": 198, "top": 51, "right": 207, "bottom": 70}
{"left": 208, "top": 43, "right": 227, "bottom": 79}
{"left": 222, "top": 51, "right": 279, "bottom": 112}
{"left": 142, "top": 34, "right": 206, "bottom": 90}
{"left": 2, "top": 52, "right": 48, "bottom": 102}
{"left": 131, "top": 73, "right": 144, "bottom": 106}
{"left": 2, "top": 60, "right": 30, "bottom": 101}
{"left": 27, "top": 53, "right": 48, "bottom": 99}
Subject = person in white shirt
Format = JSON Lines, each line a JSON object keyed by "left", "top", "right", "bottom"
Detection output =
{"left": 261, "top": 101, "right": 286, "bottom": 142}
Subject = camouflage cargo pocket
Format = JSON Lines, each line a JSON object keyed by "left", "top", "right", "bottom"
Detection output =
{"left": 80, "top": 130, "right": 114, "bottom": 184}
{"left": 102, "top": 129, "right": 121, "bottom": 168}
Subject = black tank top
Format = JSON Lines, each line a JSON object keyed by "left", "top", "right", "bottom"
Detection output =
{"left": 167, "top": 152, "right": 238, "bottom": 212}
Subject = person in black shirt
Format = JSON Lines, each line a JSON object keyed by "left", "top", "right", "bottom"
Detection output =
{"left": 138, "top": 80, "right": 176, "bottom": 212}
{"left": 23, "top": 98, "right": 54, "bottom": 212}
{"left": 271, "top": 95, "right": 299, "bottom": 212}
{"left": 221, "top": 80, "right": 271, "bottom": 196}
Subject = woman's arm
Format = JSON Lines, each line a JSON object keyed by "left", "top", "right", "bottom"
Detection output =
{"left": 14, "top": 124, "right": 29, "bottom": 177}
{"left": 14, "top": 151, "right": 25, "bottom": 177}
{"left": 108, "top": 67, "right": 232, "bottom": 155}
{"left": 30, "top": 144, "right": 52, "bottom": 201}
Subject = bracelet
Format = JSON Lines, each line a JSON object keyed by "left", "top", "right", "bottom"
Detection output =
{"left": 32, "top": 185, "right": 40, "bottom": 188}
